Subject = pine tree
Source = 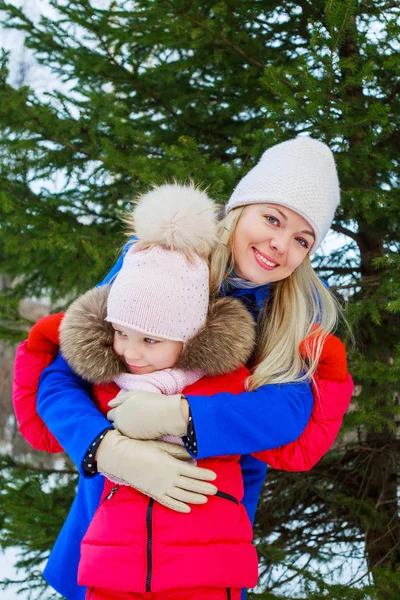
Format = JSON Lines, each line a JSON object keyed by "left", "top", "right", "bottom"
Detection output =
{"left": 0, "top": 1, "right": 399, "bottom": 598}
{"left": 0, "top": 454, "right": 77, "bottom": 599}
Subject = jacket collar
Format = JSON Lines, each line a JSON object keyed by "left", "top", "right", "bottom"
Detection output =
{"left": 60, "top": 286, "right": 256, "bottom": 384}
{"left": 221, "top": 281, "right": 270, "bottom": 311}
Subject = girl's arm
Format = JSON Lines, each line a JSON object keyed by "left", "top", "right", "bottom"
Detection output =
{"left": 252, "top": 375, "right": 353, "bottom": 471}
{"left": 252, "top": 333, "right": 354, "bottom": 470}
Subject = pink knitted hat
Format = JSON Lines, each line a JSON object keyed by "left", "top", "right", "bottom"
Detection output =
{"left": 106, "top": 184, "right": 218, "bottom": 342}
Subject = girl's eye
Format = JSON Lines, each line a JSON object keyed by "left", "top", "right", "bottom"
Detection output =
{"left": 144, "top": 338, "right": 158, "bottom": 345}
{"left": 296, "top": 237, "right": 310, "bottom": 249}
{"left": 115, "top": 330, "right": 127, "bottom": 338}
{"left": 264, "top": 215, "right": 279, "bottom": 226}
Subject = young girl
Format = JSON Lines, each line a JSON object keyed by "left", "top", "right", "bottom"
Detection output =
{"left": 55, "top": 183, "right": 261, "bottom": 599}
{"left": 13, "top": 137, "right": 354, "bottom": 599}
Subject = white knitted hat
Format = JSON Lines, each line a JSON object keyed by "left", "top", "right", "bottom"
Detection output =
{"left": 106, "top": 184, "right": 217, "bottom": 342}
{"left": 226, "top": 137, "right": 340, "bottom": 250}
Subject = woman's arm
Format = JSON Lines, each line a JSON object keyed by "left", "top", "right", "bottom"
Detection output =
{"left": 37, "top": 352, "right": 218, "bottom": 512}
{"left": 186, "top": 332, "right": 353, "bottom": 462}
{"left": 185, "top": 381, "right": 313, "bottom": 458}
{"left": 108, "top": 381, "right": 314, "bottom": 459}
{"left": 37, "top": 352, "right": 112, "bottom": 476}
{"left": 106, "top": 333, "right": 353, "bottom": 465}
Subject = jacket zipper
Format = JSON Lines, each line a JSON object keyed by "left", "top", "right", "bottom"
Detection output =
{"left": 215, "top": 490, "right": 239, "bottom": 505}
{"left": 100, "top": 485, "right": 119, "bottom": 504}
{"left": 226, "top": 589, "right": 231, "bottom": 600}
{"left": 99, "top": 487, "right": 154, "bottom": 591}
{"left": 145, "top": 498, "right": 154, "bottom": 592}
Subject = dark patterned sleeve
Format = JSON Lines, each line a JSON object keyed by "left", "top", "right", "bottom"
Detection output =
{"left": 82, "top": 427, "right": 113, "bottom": 475}
{"left": 182, "top": 405, "right": 198, "bottom": 457}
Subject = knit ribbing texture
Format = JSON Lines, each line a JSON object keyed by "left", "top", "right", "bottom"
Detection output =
{"left": 226, "top": 136, "right": 340, "bottom": 250}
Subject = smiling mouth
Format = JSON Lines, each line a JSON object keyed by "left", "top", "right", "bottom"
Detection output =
{"left": 253, "top": 248, "right": 280, "bottom": 269}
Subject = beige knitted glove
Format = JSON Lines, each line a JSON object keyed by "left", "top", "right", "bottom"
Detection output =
{"left": 96, "top": 430, "right": 217, "bottom": 513}
{"left": 107, "top": 391, "right": 187, "bottom": 440}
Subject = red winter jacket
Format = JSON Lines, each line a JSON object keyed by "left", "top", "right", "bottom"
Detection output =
{"left": 78, "top": 369, "right": 258, "bottom": 592}
{"left": 12, "top": 314, "right": 64, "bottom": 453}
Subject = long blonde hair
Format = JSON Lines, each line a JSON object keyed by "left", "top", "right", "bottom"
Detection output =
{"left": 210, "top": 208, "right": 341, "bottom": 390}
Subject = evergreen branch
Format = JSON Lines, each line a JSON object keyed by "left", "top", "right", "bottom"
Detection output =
{"left": 328, "top": 0, "right": 357, "bottom": 55}
{"left": 315, "top": 266, "right": 360, "bottom": 275}
{"left": 1, "top": 87, "right": 93, "bottom": 160}
{"left": 221, "top": 0, "right": 238, "bottom": 25}
{"left": 383, "top": 81, "right": 400, "bottom": 104}
{"left": 326, "top": 46, "right": 334, "bottom": 126}
{"left": 76, "top": 11, "right": 233, "bottom": 144}
{"left": 376, "top": 128, "right": 400, "bottom": 151}
{"left": 331, "top": 280, "right": 379, "bottom": 291}
{"left": 0, "top": 456, "right": 76, "bottom": 476}
{"left": 22, "top": 103, "right": 92, "bottom": 159}
{"left": 331, "top": 223, "right": 359, "bottom": 241}
{"left": 380, "top": 2, "right": 400, "bottom": 9}
{"left": 161, "top": 0, "right": 264, "bottom": 68}
{"left": 365, "top": 534, "right": 400, "bottom": 570}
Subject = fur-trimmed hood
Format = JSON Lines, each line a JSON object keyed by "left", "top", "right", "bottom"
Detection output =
{"left": 59, "top": 286, "right": 255, "bottom": 384}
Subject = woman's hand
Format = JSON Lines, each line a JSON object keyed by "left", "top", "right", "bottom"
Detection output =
{"left": 107, "top": 391, "right": 189, "bottom": 439}
{"left": 96, "top": 430, "right": 216, "bottom": 513}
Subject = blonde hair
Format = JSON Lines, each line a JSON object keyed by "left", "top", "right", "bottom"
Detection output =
{"left": 210, "top": 208, "right": 341, "bottom": 390}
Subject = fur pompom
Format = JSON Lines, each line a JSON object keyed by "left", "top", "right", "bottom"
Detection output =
{"left": 177, "top": 297, "right": 256, "bottom": 376}
{"left": 59, "top": 286, "right": 126, "bottom": 384}
{"left": 130, "top": 183, "right": 218, "bottom": 258}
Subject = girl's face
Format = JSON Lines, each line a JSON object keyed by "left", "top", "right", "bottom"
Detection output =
{"left": 232, "top": 203, "right": 315, "bottom": 285}
{"left": 112, "top": 325, "right": 183, "bottom": 375}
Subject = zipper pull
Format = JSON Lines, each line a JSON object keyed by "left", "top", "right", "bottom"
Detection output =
{"left": 105, "top": 485, "right": 119, "bottom": 500}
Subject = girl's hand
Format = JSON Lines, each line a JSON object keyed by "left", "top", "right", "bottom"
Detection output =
{"left": 27, "top": 313, "right": 64, "bottom": 353}
{"left": 96, "top": 430, "right": 217, "bottom": 513}
{"left": 299, "top": 331, "right": 348, "bottom": 382}
{"left": 107, "top": 391, "right": 189, "bottom": 439}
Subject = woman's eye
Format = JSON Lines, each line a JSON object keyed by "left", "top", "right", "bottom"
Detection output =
{"left": 265, "top": 215, "right": 279, "bottom": 225}
{"left": 296, "top": 237, "right": 310, "bottom": 249}
{"left": 144, "top": 338, "right": 158, "bottom": 345}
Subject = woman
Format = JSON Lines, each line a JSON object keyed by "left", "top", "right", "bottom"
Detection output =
{"left": 33, "top": 136, "right": 353, "bottom": 599}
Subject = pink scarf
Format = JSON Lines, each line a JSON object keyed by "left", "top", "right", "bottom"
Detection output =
{"left": 114, "top": 368, "right": 203, "bottom": 446}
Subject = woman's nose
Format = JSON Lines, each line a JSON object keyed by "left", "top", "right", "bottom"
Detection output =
{"left": 269, "top": 234, "right": 289, "bottom": 254}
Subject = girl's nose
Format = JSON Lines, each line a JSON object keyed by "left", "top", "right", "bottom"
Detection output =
{"left": 125, "top": 344, "right": 142, "bottom": 362}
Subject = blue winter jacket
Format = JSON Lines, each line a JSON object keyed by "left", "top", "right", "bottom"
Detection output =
{"left": 37, "top": 242, "right": 313, "bottom": 599}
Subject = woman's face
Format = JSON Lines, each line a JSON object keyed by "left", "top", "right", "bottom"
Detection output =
{"left": 232, "top": 203, "right": 315, "bottom": 285}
